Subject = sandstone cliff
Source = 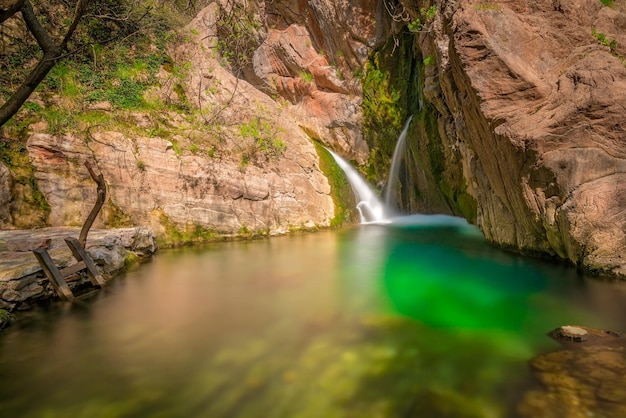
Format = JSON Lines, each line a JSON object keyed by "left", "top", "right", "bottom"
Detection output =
{"left": 384, "top": 0, "right": 626, "bottom": 277}
{"left": 297, "top": 0, "right": 626, "bottom": 277}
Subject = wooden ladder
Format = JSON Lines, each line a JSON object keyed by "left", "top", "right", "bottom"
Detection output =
{"left": 33, "top": 161, "right": 108, "bottom": 301}
{"left": 33, "top": 238, "right": 106, "bottom": 301}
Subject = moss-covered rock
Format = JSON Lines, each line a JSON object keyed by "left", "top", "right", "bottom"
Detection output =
{"left": 313, "top": 142, "right": 358, "bottom": 227}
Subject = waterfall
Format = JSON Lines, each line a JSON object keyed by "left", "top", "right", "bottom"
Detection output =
{"left": 383, "top": 116, "right": 413, "bottom": 216}
{"left": 325, "top": 149, "right": 387, "bottom": 224}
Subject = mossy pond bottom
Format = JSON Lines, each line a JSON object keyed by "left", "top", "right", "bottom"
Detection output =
{"left": 1, "top": 215, "right": 626, "bottom": 417}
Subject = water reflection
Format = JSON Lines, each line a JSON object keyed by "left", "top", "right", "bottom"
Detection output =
{"left": 0, "top": 220, "right": 625, "bottom": 417}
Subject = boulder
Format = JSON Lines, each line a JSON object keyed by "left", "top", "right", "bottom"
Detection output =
{"left": 519, "top": 325, "right": 626, "bottom": 418}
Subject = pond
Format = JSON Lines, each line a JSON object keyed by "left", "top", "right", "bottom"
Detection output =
{"left": 1, "top": 215, "right": 626, "bottom": 417}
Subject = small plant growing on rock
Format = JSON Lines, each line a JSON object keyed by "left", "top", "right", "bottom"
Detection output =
{"left": 0, "top": 309, "right": 14, "bottom": 330}
{"left": 239, "top": 117, "right": 286, "bottom": 159}
{"left": 592, "top": 28, "right": 618, "bottom": 53}
{"left": 407, "top": 6, "right": 437, "bottom": 32}
{"left": 300, "top": 71, "right": 314, "bottom": 83}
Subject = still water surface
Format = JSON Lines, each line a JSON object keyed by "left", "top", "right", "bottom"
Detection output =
{"left": 1, "top": 215, "right": 626, "bottom": 417}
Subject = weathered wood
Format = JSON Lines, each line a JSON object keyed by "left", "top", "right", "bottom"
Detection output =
{"left": 33, "top": 248, "right": 74, "bottom": 301}
{"left": 78, "top": 161, "right": 107, "bottom": 248}
{"left": 59, "top": 260, "right": 86, "bottom": 277}
{"left": 64, "top": 237, "right": 105, "bottom": 287}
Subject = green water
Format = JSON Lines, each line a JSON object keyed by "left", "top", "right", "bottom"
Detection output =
{"left": 1, "top": 215, "right": 626, "bottom": 418}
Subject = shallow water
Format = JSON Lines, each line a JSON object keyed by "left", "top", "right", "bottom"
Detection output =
{"left": 1, "top": 215, "right": 626, "bottom": 418}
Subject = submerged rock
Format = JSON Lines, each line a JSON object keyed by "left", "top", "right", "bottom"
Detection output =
{"left": 549, "top": 325, "right": 624, "bottom": 344}
{"left": 519, "top": 326, "right": 626, "bottom": 417}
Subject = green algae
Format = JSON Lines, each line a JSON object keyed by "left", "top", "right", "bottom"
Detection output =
{"left": 0, "top": 139, "right": 50, "bottom": 227}
{"left": 314, "top": 141, "right": 357, "bottom": 227}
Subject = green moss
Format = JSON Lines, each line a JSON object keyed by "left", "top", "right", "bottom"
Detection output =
{"left": 474, "top": 3, "right": 501, "bottom": 10}
{"left": 361, "top": 32, "right": 419, "bottom": 186}
{"left": 238, "top": 225, "right": 270, "bottom": 239}
{"left": 0, "top": 138, "right": 50, "bottom": 227}
{"left": 105, "top": 200, "right": 134, "bottom": 228}
{"left": 155, "top": 210, "right": 222, "bottom": 248}
{"left": 439, "top": 173, "right": 477, "bottom": 223}
{"left": 421, "top": 104, "right": 445, "bottom": 179}
{"left": 123, "top": 252, "right": 140, "bottom": 268}
{"left": 313, "top": 141, "right": 356, "bottom": 227}
{"left": 457, "top": 191, "right": 478, "bottom": 223}
{"left": 0, "top": 309, "right": 14, "bottom": 330}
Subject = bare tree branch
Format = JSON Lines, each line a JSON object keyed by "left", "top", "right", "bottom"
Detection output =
{"left": 20, "top": 0, "right": 58, "bottom": 52}
{"left": 0, "top": 0, "right": 24, "bottom": 24}
{"left": 0, "top": 0, "right": 91, "bottom": 127}
{"left": 60, "top": 0, "right": 90, "bottom": 49}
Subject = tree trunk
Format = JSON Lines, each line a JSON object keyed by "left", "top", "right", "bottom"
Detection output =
{"left": 0, "top": 0, "right": 89, "bottom": 128}
{"left": 78, "top": 161, "right": 107, "bottom": 248}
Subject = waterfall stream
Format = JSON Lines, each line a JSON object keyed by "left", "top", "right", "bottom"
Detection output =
{"left": 326, "top": 116, "right": 414, "bottom": 223}
{"left": 325, "top": 148, "right": 387, "bottom": 223}
{"left": 383, "top": 116, "right": 413, "bottom": 215}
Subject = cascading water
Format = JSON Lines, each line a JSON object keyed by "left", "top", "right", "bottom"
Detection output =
{"left": 383, "top": 116, "right": 413, "bottom": 216}
{"left": 325, "top": 148, "right": 387, "bottom": 223}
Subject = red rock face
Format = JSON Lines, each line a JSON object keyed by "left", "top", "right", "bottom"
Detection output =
{"left": 419, "top": 0, "right": 626, "bottom": 276}
{"left": 253, "top": 0, "right": 380, "bottom": 163}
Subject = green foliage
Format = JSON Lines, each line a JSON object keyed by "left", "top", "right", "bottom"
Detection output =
{"left": 314, "top": 142, "right": 356, "bottom": 227}
{"left": 407, "top": 6, "right": 437, "bottom": 32}
{"left": 422, "top": 5, "right": 437, "bottom": 20}
{"left": 0, "top": 309, "right": 14, "bottom": 329}
{"left": 41, "top": 108, "right": 76, "bottom": 135}
{"left": 1, "top": 0, "right": 180, "bottom": 127}
{"left": 23, "top": 102, "right": 42, "bottom": 112}
{"left": 300, "top": 70, "right": 314, "bottom": 83}
{"left": 591, "top": 28, "right": 624, "bottom": 67}
{"left": 239, "top": 118, "right": 286, "bottom": 158}
{"left": 423, "top": 54, "right": 435, "bottom": 66}
{"left": 408, "top": 19, "right": 423, "bottom": 33}
{"left": 592, "top": 28, "right": 618, "bottom": 52}
{"left": 600, "top": 0, "right": 613, "bottom": 6}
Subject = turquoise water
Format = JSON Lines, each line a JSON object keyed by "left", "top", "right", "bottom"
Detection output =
{"left": 1, "top": 215, "right": 626, "bottom": 417}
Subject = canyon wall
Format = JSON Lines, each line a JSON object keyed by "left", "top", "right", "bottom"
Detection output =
{"left": 405, "top": 0, "right": 626, "bottom": 276}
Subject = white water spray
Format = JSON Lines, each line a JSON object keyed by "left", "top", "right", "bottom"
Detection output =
{"left": 384, "top": 116, "right": 413, "bottom": 215}
{"left": 325, "top": 149, "right": 387, "bottom": 223}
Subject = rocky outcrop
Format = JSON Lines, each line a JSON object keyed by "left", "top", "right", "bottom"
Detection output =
{"left": 406, "top": 0, "right": 626, "bottom": 276}
{"left": 251, "top": 0, "right": 380, "bottom": 163}
{"left": 519, "top": 325, "right": 626, "bottom": 418}
{"left": 26, "top": 127, "right": 334, "bottom": 238}
{"left": 0, "top": 227, "right": 157, "bottom": 310}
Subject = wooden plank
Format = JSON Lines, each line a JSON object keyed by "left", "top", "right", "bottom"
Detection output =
{"left": 59, "top": 261, "right": 86, "bottom": 278}
{"left": 33, "top": 248, "right": 75, "bottom": 301}
{"left": 64, "top": 237, "right": 106, "bottom": 287}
